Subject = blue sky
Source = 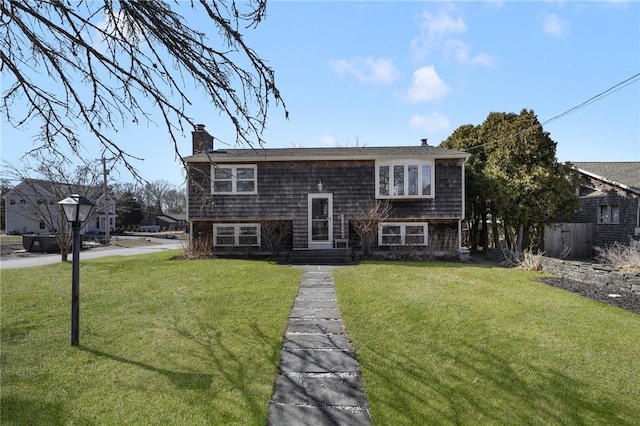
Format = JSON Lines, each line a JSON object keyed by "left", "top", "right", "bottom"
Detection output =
{"left": 1, "top": 1, "right": 639, "bottom": 186}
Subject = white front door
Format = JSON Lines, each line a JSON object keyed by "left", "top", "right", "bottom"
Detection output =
{"left": 308, "top": 193, "right": 333, "bottom": 249}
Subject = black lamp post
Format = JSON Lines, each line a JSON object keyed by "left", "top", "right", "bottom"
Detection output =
{"left": 58, "top": 194, "right": 95, "bottom": 346}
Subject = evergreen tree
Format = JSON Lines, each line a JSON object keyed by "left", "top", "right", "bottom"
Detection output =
{"left": 442, "top": 109, "right": 580, "bottom": 252}
{"left": 116, "top": 191, "right": 144, "bottom": 229}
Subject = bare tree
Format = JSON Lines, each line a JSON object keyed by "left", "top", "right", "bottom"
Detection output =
{"left": 139, "top": 179, "right": 185, "bottom": 216}
{"left": 2, "top": 153, "right": 101, "bottom": 261}
{"left": 261, "top": 219, "right": 291, "bottom": 258}
{"left": 350, "top": 200, "right": 392, "bottom": 259}
{"left": 1, "top": 0, "right": 287, "bottom": 178}
{"left": 163, "top": 188, "right": 186, "bottom": 214}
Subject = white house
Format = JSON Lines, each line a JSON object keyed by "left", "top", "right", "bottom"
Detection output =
{"left": 3, "top": 179, "right": 115, "bottom": 235}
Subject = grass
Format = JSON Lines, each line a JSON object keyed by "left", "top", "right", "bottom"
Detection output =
{"left": 333, "top": 261, "right": 640, "bottom": 426}
{"left": 1, "top": 252, "right": 302, "bottom": 425}
{"left": 4, "top": 256, "right": 640, "bottom": 425}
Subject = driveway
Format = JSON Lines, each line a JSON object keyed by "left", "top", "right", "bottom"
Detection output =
{"left": 0, "top": 237, "right": 184, "bottom": 270}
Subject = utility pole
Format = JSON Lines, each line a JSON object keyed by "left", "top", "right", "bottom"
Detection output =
{"left": 100, "top": 157, "right": 111, "bottom": 244}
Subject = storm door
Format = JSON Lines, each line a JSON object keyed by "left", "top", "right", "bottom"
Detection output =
{"left": 308, "top": 193, "right": 333, "bottom": 249}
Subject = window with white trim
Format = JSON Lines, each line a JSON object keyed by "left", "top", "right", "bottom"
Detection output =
{"left": 598, "top": 204, "right": 619, "bottom": 224}
{"left": 378, "top": 222, "right": 428, "bottom": 246}
{"left": 213, "top": 224, "right": 261, "bottom": 247}
{"left": 211, "top": 164, "right": 257, "bottom": 194}
{"left": 376, "top": 161, "right": 433, "bottom": 199}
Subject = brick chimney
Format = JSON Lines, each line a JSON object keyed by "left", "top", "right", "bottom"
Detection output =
{"left": 192, "top": 124, "right": 213, "bottom": 154}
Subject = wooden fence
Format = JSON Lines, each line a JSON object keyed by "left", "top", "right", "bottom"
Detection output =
{"left": 543, "top": 223, "right": 595, "bottom": 260}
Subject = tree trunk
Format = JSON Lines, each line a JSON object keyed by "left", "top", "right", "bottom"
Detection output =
{"left": 503, "top": 218, "right": 513, "bottom": 250}
{"left": 490, "top": 202, "right": 500, "bottom": 248}
{"left": 515, "top": 223, "right": 524, "bottom": 255}
{"left": 481, "top": 201, "right": 488, "bottom": 253}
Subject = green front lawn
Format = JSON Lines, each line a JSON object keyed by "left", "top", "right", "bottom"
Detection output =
{"left": 1, "top": 253, "right": 302, "bottom": 425}
{"left": 3, "top": 256, "right": 639, "bottom": 425}
{"left": 334, "top": 262, "right": 640, "bottom": 425}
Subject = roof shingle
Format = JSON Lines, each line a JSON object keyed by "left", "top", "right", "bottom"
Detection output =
{"left": 184, "top": 145, "right": 470, "bottom": 162}
{"left": 573, "top": 162, "right": 640, "bottom": 193}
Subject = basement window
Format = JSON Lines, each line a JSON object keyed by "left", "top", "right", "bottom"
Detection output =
{"left": 378, "top": 222, "right": 428, "bottom": 246}
{"left": 213, "top": 224, "right": 261, "bottom": 247}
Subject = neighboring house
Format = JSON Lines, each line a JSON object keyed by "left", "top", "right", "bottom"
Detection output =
{"left": 571, "top": 162, "right": 640, "bottom": 247}
{"left": 3, "top": 179, "right": 115, "bottom": 235}
{"left": 140, "top": 213, "right": 187, "bottom": 231}
{"left": 184, "top": 125, "right": 470, "bottom": 258}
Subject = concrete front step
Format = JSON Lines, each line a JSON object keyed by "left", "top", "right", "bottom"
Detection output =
{"left": 289, "top": 249, "right": 354, "bottom": 265}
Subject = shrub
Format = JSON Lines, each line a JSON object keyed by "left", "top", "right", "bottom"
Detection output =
{"left": 181, "top": 234, "right": 213, "bottom": 259}
{"left": 261, "top": 220, "right": 291, "bottom": 257}
{"left": 595, "top": 240, "right": 640, "bottom": 271}
{"left": 516, "top": 249, "right": 544, "bottom": 271}
{"left": 501, "top": 247, "right": 544, "bottom": 271}
{"left": 351, "top": 201, "right": 391, "bottom": 259}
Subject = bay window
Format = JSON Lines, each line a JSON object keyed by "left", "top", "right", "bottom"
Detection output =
{"left": 376, "top": 161, "right": 433, "bottom": 199}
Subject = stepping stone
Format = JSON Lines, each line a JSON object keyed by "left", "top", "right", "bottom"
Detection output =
{"left": 268, "top": 404, "right": 371, "bottom": 426}
{"left": 286, "top": 319, "right": 344, "bottom": 334}
{"left": 283, "top": 333, "right": 352, "bottom": 350}
{"left": 279, "top": 350, "right": 360, "bottom": 373}
{"left": 293, "top": 299, "right": 339, "bottom": 309}
{"left": 271, "top": 374, "right": 369, "bottom": 406}
{"left": 289, "top": 308, "right": 342, "bottom": 319}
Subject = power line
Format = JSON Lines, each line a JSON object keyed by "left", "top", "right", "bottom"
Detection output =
{"left": 457, "top": 72, "right": 640, "bottom": 153}
{"left": 541, "top": 72, "right": 640, "bottom": 127}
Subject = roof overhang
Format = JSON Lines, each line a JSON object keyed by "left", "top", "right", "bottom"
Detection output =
{"left": 574, "top": 166, "right": 640, "bottom": 196}
{"left": 184, "top": 149, "right": 471, "bottom": 163}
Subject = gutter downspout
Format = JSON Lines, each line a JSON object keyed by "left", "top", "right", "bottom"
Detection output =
{"left": 458, "top": 157, "right": 470, "bottom": 261}
{"left": 636, "top": 196, "right": 639, "bottom": 228}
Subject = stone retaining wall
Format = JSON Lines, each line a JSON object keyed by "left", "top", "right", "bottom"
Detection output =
{"left": 541, "top": 257, "right": 640, "bottom": 295}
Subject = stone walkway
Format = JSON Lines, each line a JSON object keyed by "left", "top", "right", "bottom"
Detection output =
{"left": 267, "top": 266, "right": 371, "bottom": 425}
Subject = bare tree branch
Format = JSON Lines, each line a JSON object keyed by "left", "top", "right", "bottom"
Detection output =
{"left": 1, "top": 0, "right": 287, "bottom": 180}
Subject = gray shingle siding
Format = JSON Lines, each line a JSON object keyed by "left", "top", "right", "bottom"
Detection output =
{"left": 571, "top": 162, "right": 640, "bottom": 247}
{"left": 572, "top": 193, "right": 639, "bottom": 247}
{"left": 188, "top": 158, "right": 465, "bottom": 249}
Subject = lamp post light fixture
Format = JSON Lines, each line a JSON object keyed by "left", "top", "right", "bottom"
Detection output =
{"left": 58, "top": 194, "right": 95, "bottom": 346}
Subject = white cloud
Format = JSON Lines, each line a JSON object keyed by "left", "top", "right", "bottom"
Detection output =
{"left": 411, "top": 9, "right": 465, "bottom": 60}
{"left": 330, "top": 57, "right": 400, "bottom": 84}
{"left": 424, "top": 10, "right": 467, "bottom": 37}
{"left": 405, "top": 65, "right": 450, "bottom": 103}
{"left": 409, "top": 112, "right": 450, "bottom": 134}
{"left": 543, "top": 13, "right": 570, "bottom": 36}
{"left": 411, "top": 8, "right": 492, "bottom": 67}
{"left": 444, "top": 40, "right": 494, "bottom": 66}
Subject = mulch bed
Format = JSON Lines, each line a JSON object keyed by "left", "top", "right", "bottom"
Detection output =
{"left": 537, "top": 276, "right": 640, "bottom": 315}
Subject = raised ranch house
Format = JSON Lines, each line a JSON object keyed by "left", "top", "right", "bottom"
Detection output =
{"left": 572, "top": 162, "right": 640, "bottom": 248}
{"left": 3, "top": 179, "right": 115, "bottom": 236}
{"left": 185, "top": 125, "right": 470, "bottom": 263}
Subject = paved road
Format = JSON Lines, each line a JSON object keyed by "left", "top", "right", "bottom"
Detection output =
{"left": 0, "top": 238, "right": 184, "bottom": 270}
